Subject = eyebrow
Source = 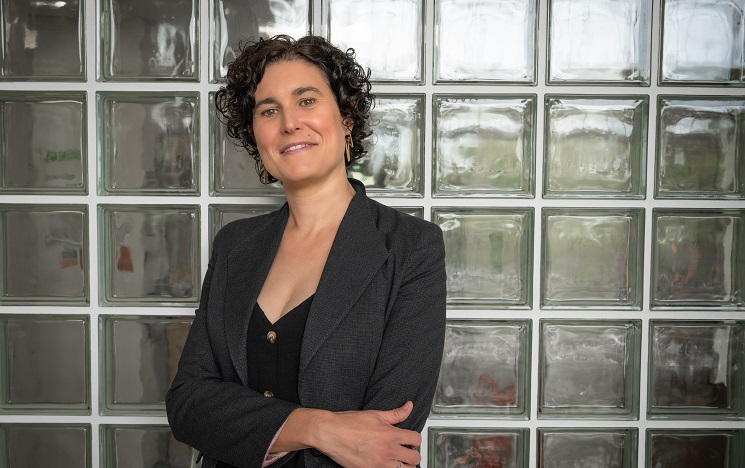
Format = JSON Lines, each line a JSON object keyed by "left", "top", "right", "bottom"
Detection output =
{"left": 254, "top": 86, "right": 323, "bottom": 108}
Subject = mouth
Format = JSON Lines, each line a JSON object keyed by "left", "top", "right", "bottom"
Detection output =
{"left": 281, "top": 142, "right": 315, "bottom": 154}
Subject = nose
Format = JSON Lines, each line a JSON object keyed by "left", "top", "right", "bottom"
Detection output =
{"left": 281, "top": 107, "right": 301, "bottom": 134}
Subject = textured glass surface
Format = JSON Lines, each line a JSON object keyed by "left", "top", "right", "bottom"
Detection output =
{"left": 0, "top": 205, "right": 88, "bottom": 305}
{"left": 99, "top": 205, "right": 199, "bottom": 306}
{"left": 548, "top": 0, "right": 651, "bottom": 83}
{"left": 541, "top": 208, "right": 643, "bottom": 309}
{"left": 351, "top": 95, "right": 423, "bottom": 196}
{"left": 101, "top": 425, "right": 192, "bottom": 468}
{"left": 397, "top": 207, "right": 423, "bottom": 219}
{"left": 434, "top": 320, "right": 530, "bottom": 417}
{"left": 212, "top": 0, "right": 310, "bottom": 82}
{"left": 538, "top": 428, "right": 638, "bottom": 468}
{"left": 649, "top": 321, "right": 744, "bottom": 418}
{"left": 210, "top": 93, "right": 282, "bottom": 196}
{"left": 0, "top": 0, "right": 84, "bottom": 79}
{"left": 544, "top": 96, "right": 648, "bottom": 198}
{"left": 322, "top": 0, "right": 423, "bottom": 82}
{"left": 434, "top": 209, "right": 533, "bottom": 308}
{"left": 0, "top": 316, "right": 89, "bottom": 413}
{"left": 661, "top": 0, "right": 745, "bottom": 84}
{"left": 98, "top": 93, "right": 199, "bottom": 195}
{"left": 434, "top": 0, "right": 536, "bottom": 83}
{"left": 433, "top": 95, "right": 535, "bottom": 197}
{"left": 656, "top": 97, "right": 745, "bottom": 199}
{"left": 209, "top": 205, "right": 280, "bottom": 246}
{"left": 428, "top": 428, "right": 529, "bottom": 468}
{"left": 101, "top": 0, "right": 197, "bottom": 80}
{"left": 0, "top": 424, "right": 90, "bottom": 468}
{"left": 0, "top": 93, "right": 86, "bottom": 193}
{"left": 652, "top": 209, "right": 745, "bottom": 309}
{"left": 538, "top": 320, "right": 641, "bottom": 418}
{"left": 647, "top": 429, "right": 742, "bottom": 468}
{"left": 101, "top": 316, "right": 191, "bottom": 414}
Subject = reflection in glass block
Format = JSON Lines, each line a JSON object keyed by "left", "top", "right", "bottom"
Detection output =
{"left": 0, "top": 316, "right": 89, "bottom": 413}
{"left": 649, "top": 321, "right": 744, "bottom": 419}
{"left": 351, "top": 95, "right": 423, "bottom": 196}
{"left": 321, "top": 0, "right": 423, "bottom": 82}
{"left": 544, "top": 96, "right": 648, "bottom": 198}
{"left": 101, "top": 316, "right": 191, "bottom": 414}
{"left": 99, "top": 93, "right": 199, "bottom": 195}
{"left": 210, "top": 93, "right": 282, "bottom": 196}
{"left": 428, "top": 428, "right": 529, "bottom": 468}
{"left": 647, "top": 429, "right": 743, "bottom": 468}
{"left": 212, "top": 0, "right": 310, "bottom": 82}
{"left": 434, "top": 0, "right": 536, "bottom": 83}
{"left": 0, "top": 205, "right": 88, "bottom": 305}
{"left": 539, "top": 320, "right": 641, "bottom": 418}
{"left": 397, "top": 207, "right": 423, "bottom": 219}
{"left": 0, "top": 93, "right": 86, "bottom": 193}
{"left": 0, "top": 424, "right": 90, "bottom": 467}
{"left": 101, "top": 0, "right": 197, "bottom": 80}
{"left": 538, "top": 428, "right": 638, "bottom": 468}
{"left": 434, "top": 320, "right": 531, "bottom": 417}
{"left": 656, "top": 97, "right": 745, "bottom": 198}
{"left": 99, "top": 205, "right": 200, "bottom": 306}
{"left": 434, "top": 208, "right": 533, "bottom": 308}
{"left": 433, "top": 95, "right": 535, "bottom": 197}
{"left": 209, "top": 205, "right": 280, "bottom": 246}
{"left": 101, "top": 425, "right": 192, "bottom": 468}
{"left": 548, "top": 0, "right": 651, "bottom": 83}
{"left": 652, "top": 209, "right": 745, "bottom": 309}
{"left": 0, "top": 0, "right": 84, "bottom": 79}
{"left": 660, "top": 0, "right": 745, "bottom": 84}
{"left": 541, "top": 208, "right": 644, "bottom": 309}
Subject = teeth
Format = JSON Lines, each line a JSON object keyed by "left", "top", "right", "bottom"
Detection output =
{"left": 284, "top": 144, "right": 308, "bottom": 152}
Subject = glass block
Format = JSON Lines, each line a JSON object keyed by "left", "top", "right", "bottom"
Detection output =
{"left": 538, "top": 428, "right": 638, "bottom": 468}
{"left": 350, "top": 95, "right": 423, "bottom": 196}
{"left": 397, "top": 207, "right": 423, "bottom": 218}
{"left": 98, "top": 205, "right": 200, "bottom": 306}
{"left": 101, "top": 316, "right": 192, "bottom": 414}
{"left": 656, "top": 96, "right": 745, "bottom": 199}
{"left": 649, "top": 320, "right": 745, "bottom": 419}
{"left": 433, "top": 320, "right": 531, "bottom": 418}
{"left": 651, "top": 209, "right": 745, "bottom": 309}
{"left": 212, "top": 0, "right": 310, "bottom": 82}
{"left": 0, "top": 205, "right": 88, "bottom": 305}
{"left": 0, "top": 424, "right": 90, "bottom": 468}
{"left": 0, "top": 92, "right": 86, "bottom": 194}
{"left": 428, "top": 427, "right": 529, "bottom": 468}
{"left": 100, "top": 0, "right": 197, "bottom": 81}
{"left": 210, "top": 91, "right": 287, "bottom": 196}
{"left": 101, "top": 425, "right": 192, "bottom": 468}
{"left": 433, "top": 208, "right": 533, "bottom": 308}
{"left": 0, "top": 0, "right": 84, "bottom": 80}
{"left": 647, "top": 429, "right": 744, "bottom": 468}
{"left": 321, "top": 0, "right": 424, "bottom": 82}
{"left": 547, "top": 0, "right": 651, "bottom": 83}
{"left": 538, "top": 320, "right": 641, "bottom": 418}
{"left": 209, "top": 204, "right": 280, "bottom": 246}
{"left": 660, "top": 0, "right": 745, "bottom": 84}
{"left": 0, "top": 316, "right": 89, "bottom": 413}
{"left": 98, "top": 92, "right": 199, "bottom": 195}
{"left": 434, "top": 0, "right": 537, "bottom": 83}
{"left": 541, "top": 208, "right": 644, "bottom": 309}
{"left": 543, "top": 96, "right": 648, "bottom": 198}
{"left": 433, "top": 95, "right": 535, "bottom": 197}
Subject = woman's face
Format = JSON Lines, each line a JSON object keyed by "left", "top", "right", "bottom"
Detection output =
{"left": 251, "top": 59, "right": 349, "bottom": 187}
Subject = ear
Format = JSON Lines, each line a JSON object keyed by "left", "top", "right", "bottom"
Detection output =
{"left": 343, "top": 118, "right": 353, "bottom": 134}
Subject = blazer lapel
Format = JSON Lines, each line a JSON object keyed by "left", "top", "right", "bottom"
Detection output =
{"left": 299, "top": 183, "right": 389, "bottom": 375}
{"left": 224, "top": 205, "right": 288, "bottom": 385}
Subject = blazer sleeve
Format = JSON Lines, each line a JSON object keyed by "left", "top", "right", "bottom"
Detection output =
{"left": 361, "top": 221, "right": 447, "bottom": 432}
{"left": 165, "top": 238, "right": 300, "bottom": 468}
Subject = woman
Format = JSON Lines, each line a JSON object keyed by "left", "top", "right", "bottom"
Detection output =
{"left": 166, "top": 35, "right": 446, "bottom": 468}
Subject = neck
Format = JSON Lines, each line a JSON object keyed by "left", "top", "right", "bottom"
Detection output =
{"left": 283, "top": 172, "right": 356, "bottom": 234}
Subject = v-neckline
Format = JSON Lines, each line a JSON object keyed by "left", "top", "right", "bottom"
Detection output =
{"left": 256, "top": 294, "right": 315, "bottom": 326}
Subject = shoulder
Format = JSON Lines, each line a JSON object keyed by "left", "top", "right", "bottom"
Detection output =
{"left": 364, "top": 196, "right": 444, "bottom": 255}
{"left": 211, "top": 205, "right": 286, "bottom": 255}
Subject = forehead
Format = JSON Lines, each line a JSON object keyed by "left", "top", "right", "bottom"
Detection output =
{"left": 255, "top": 59, "right": 332, "bottom": 98}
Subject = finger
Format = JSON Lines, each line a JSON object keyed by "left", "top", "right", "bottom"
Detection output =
{"left": 392, "top": 444, "right": 421, "bottom": 466}
{"left": 378, "top": 401, "right": 414, "bottom": 425}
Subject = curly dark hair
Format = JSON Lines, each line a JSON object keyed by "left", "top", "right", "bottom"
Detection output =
{"left": 215, "top": 34, "right": 374, "bottom": 184}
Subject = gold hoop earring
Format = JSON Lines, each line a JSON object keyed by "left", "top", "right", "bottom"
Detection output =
{"left": 259, "top": 162, "right": 269, "bottom": 184}
{"left": 344, "top": 134, "right": 353, "bottom": 164}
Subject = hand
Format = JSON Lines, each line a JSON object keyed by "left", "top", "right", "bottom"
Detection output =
{"left": 315, "top": 401, "right": 422, "bottom": 468}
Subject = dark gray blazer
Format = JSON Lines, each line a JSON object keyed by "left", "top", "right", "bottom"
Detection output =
{"left": 166, "top": 179, "right": 447, "bottom": 468}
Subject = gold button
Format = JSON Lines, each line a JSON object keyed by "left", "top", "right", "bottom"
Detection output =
{"left": 263, "top": 390, "right": 273, "bottom": 398}
{"left": 266, "top": 330, "right": 277, "bottom": 344}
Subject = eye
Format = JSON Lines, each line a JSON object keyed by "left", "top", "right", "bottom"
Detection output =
{"left": 300, "top": 98, "right": 316, "bottom": 106}
{"left": 260, "top": 108, "right": 278, "bottom": 117}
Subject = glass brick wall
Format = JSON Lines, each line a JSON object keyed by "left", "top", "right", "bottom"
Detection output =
{"left": 1, "top": 0, "right": 743, "bottom": 466}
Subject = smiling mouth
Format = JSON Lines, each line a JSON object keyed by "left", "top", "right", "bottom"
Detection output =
{"left": 282, "top": 143, "right": 314, "bottom": 153}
